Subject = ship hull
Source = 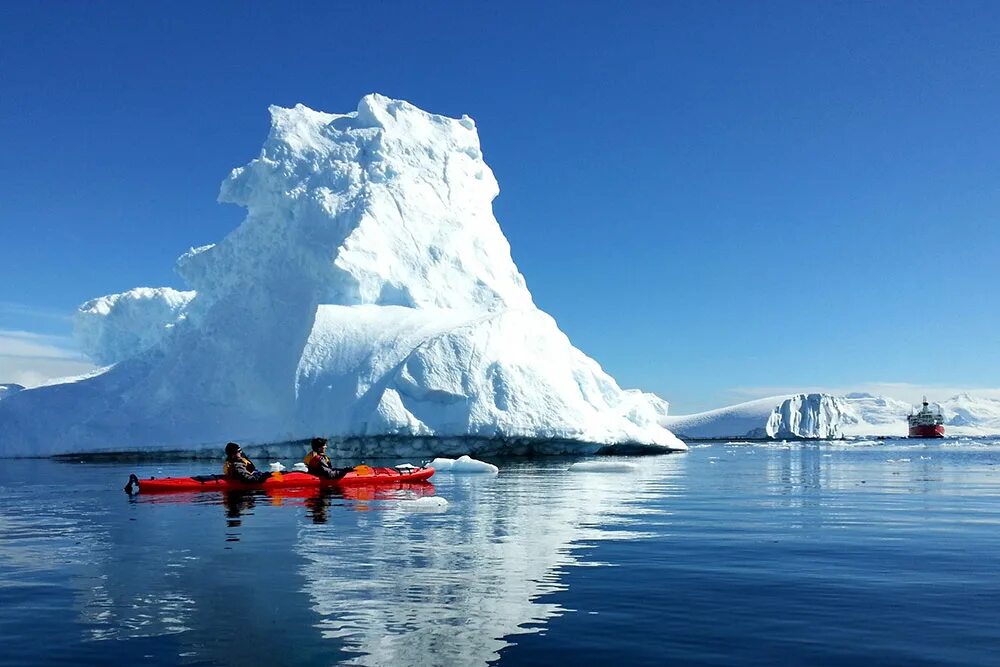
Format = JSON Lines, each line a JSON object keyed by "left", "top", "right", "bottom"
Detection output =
{"left": 908, "top": 424, "right": 945, "bottom": 438}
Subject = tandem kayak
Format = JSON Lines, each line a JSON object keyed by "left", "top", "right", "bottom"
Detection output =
{"left": 126, "top": 465, "right": 435, "bottom": 494}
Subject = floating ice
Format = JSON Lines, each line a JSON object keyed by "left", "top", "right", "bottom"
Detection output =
{"left": 401, "top": 496, "right": 449, "bottom": 512}
{"left": 430, "top": 455, "right": 499, "bottom": 474}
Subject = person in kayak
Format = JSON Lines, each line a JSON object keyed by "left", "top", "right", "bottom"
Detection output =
{"left": 223, "top": 442, "right": 269, "bottom": 483}
{"left": 303, "top": 437, "right": 346, "bottom": 479}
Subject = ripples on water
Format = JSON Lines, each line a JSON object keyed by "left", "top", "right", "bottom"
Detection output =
{"left": 0, "top": 438, "right": 998, "bottom": 666}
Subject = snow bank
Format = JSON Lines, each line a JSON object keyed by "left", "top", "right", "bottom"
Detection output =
{"left": 568, "top": 460, "right": 638, "bottom": 472}
{"left": 663, "top": 396, "right": 788, "bottom": 439}
{"left": 940, "top": 393, "right": 1000, "bottom": 434}
{"left": 0, "top": 95, "right": 684, "bottom": 457}
{"left": 430, "top": 455, "right": 499, "bottom": 474}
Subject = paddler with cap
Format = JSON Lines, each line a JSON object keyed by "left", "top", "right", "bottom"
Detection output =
{"left": 223, "top": 442, "right": 269, "bottom": 483}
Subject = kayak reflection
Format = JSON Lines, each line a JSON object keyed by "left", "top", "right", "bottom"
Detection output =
{"left": 135, "top": 481, "right": 437, "bottom": 534}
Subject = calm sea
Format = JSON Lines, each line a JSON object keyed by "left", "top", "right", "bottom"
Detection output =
{"left": 1, "top": 438, "right": 999, "bottom": 666}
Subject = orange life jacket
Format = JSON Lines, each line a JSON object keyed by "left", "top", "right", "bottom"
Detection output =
{"left": 304, "top": 451, "right": 330, "bottom": 469}
{"left": 223, "top": 454, "right": 255, "bottom": 477}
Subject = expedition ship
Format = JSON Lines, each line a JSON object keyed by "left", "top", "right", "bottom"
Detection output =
{"left": 907, "top": 397, "right": 945, "bottom": 438}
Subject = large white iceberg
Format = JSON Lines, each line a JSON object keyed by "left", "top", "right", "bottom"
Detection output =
{"left": 665, "top": 392, "right": 1000, "bottom": 438}
{"left": 0, "top": 94, "right": 685, "bottom": 457}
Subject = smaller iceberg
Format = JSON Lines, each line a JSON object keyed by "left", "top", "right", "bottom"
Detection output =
{"left": 429, "top": 455, "right": 499, "bottom": 474}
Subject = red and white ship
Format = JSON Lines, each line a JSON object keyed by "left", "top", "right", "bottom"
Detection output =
{"left": 907, "top": 397, "right": 945, "bottom": 438}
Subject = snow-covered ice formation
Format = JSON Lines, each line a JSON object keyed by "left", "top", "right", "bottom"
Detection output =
{"left": 765, "top": 394, "right": 850, "bottom": 439}
{"left": 0, "top": 94, "right": 685, "bottom": 457}
{"left": 938, "top": 393, "right": 1000, "bottom": 435}
{"left": 665, "top": 392, "right": 1000, "bottom": 439}
{"left": 74, "top": 287, "right": 195, "bottom": 365}
{"left": 429, "top": 455, "right": 499, "bottom": 474}
{"left": 662, "top": 396, "right": 788, "bottom": 439}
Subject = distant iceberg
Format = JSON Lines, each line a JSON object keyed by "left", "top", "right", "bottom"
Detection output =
{"left": 0, "top": 95, "right": 684, "bottom": 457}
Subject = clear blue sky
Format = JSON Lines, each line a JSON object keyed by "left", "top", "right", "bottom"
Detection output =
{"left": 1, "top": 1, "right": 998, "bottom": 412}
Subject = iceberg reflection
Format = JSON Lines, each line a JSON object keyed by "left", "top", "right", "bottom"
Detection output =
{"left": 296, "top": 457, "right": 687, "bottom": 665}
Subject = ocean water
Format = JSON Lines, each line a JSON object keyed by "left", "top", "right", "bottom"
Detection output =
{"left": 1, "top": 438, "right": 999, "bottom": 666}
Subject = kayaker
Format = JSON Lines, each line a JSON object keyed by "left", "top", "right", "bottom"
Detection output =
{"left": 304, "top": 437, "right": 342, "bottom": 479}
{"left": 223, "top": 442, "right": 269, "bottom": 483}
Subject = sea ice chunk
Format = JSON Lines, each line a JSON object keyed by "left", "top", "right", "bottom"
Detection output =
{"left": 430, "top": 455, "right": 499, "bottom": 474}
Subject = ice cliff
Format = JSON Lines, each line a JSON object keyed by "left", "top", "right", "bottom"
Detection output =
{"left": 665, "top": 392, "right": 1000, "bottom": 439}
{"left": 764, "top": 393, "right": 851, "bottom": 439}
{"left": 0, "top": 94, "right": 685, "bottom": 457}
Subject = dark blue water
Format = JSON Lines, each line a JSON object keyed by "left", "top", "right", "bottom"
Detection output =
{"left": 2, "top": 438, "right": 999, "bottom": 666}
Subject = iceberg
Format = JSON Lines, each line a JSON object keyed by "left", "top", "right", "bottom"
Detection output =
{"left": 0, "top": 94, "right": 685, "bottom": 457}
{"left": 429, "top": 455, "right": 499, "bottom": 474}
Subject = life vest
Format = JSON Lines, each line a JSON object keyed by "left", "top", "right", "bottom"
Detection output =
{"left": 223, "top": 454, "right": 255, "bottom": 477}
{"left": 304, "top": 451, "right": 330, "bottom": 469}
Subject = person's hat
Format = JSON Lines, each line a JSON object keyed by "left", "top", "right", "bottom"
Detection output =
{"left": 225, "top": 442, "right": 241, "bottom": 456}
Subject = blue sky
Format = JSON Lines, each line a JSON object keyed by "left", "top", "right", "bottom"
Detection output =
{"left": 1, "top": 1, "right": 998, "bottom": 411}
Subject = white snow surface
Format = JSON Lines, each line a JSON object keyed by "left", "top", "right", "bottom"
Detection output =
{"left": 0, "top": 94, "right": 684, "bottom": 457}
{"left": 939, "top": 393, "right": 1000, "bottom": 434}
{"left": 429, "top": 455, "right": 499, "bottom": 474}
{"left": 665, "top": 392, "right": 1000, "bottom": 439}
{"left": 74, "top": 287, "right": 195, "bottom": 365}
{"left": 662, "top": 396, "right": 787, "bottom": 439}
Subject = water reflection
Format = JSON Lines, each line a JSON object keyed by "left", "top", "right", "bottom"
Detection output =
{"left": 0, "top": 456, "right": 687, "bottom": 666}
{"left": 6, "top": 444, "right": 1000, "bottom": 666}
{"left": 223, "top": 491, "right": 257, "bottom": 530}
{"left": 295, "top": 457, "right": 688, "bottom": 666}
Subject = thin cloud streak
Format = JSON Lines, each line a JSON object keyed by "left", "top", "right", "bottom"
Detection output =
{"left": 0, "top": 356, "right": 98, "bottom": 388}
{"left": 0, "top": 329, "right": 84, "bottom": 361}
{"left": 0, "top": 327, "right": 96, "bottom": 387}
{"left": 0, "top": 301, "right": 74, "bottom": 323}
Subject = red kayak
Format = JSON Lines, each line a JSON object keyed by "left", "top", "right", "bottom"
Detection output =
{"left": 127, "top": 465, "right": 434, "bottom": 494}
